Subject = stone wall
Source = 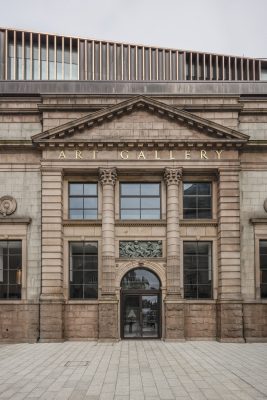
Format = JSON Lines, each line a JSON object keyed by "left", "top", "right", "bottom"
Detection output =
{"left": 0, "top": 166, "right": 41, "bottom": 342}
{"left": 0, "top": 169, "right": 41, "bottom": 300}
{"left": 240, "top": 170, "right": 267, "bottom": 300}
{"left": 184, "top": 303, "right": 216, "bottom": 339}
{"left": 0, "top": 114, "right": 41, "bottom": 140}
{"left": 64, "top": 304, "right": 98, "bottom": 339}
{"left": 239, "top": 115, "right": 267, "bottom": 140}
{"left": 243, "top": 304, "right": 267, "bottom": 341}
{"left": 0, "top": 303, "right": 39, "bottom": 342}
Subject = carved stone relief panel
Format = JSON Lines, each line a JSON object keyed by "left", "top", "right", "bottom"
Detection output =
{"left": 119, "top": 241, "right": 162, "bottom": 258}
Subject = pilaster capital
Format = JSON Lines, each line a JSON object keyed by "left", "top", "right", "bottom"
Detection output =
{"left": 164, "top": 168, "right": 182, "bottom": 186}
{"left": 99, "top": 167, "right": 117, "bottom": 186}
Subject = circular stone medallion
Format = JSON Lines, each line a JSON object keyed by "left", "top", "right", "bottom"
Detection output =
{"left": 0, "top": 196, "right": 17, "bottom": 216}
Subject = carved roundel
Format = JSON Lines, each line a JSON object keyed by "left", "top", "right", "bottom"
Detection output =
{"left": 264, "top": 199, "right": 267, "bottom": 213}
{"left": 0, "top": 196, "right": 17, "bottom": 216}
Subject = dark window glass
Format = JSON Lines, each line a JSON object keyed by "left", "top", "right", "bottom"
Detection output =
{"left": 69, "top": 241, "right": 98, "bottom": 299}
{"left": 183, "top": 182, "right": 212, "bottom": 219}
{"left": 0, "top": 241, "right": 22, "bottom": 299}
{"left": 184, "top": 241, "right": 212, "bottom": 299}
{"left": 260, "top": 240, "right": 267, "bottom": 298}
{"left": 120, "top": 183, "right": 161, "bottom": 220}
{"left": 69, "top": 183, "right": 98, "bottom": 220}
{"left": 121, "top": 268, "right": 160, "bottom": 290}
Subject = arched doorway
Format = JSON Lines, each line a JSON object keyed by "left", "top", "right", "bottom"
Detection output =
{"left": 121, "top": 268, "right": 161, "bottom": 339}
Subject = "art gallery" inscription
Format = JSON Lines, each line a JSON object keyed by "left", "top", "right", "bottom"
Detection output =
{"left": 57, "top": 149, "right": 224, "bottom": 160}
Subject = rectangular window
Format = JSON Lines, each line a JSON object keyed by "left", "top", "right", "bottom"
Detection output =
{"left": 183, "top": 182, "right": 212, "bottom": 219}
{"left": 69, "top": 241, "right": 98, "bottom": 299}
{"left": 260, "top": 240, "right": 267, "bottom": 298}
{"left": 69, "top": 183, "right": 98, "bottom": 220}
{"left": 0, "top": 241, "right": 22, "bottom": 299}
{"left": 120, "top": 183, "right": 161, "bottom": 220}
{"left": 184, "top": 241, "right": 212, "bottom": 299}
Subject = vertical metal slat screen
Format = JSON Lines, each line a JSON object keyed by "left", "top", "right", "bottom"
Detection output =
{"left": 1, "top": 28, "right": 265, "bottom": 81}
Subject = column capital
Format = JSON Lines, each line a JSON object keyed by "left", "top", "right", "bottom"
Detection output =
{"left": 99, "top": 167, "right": 117, "bottom": 186}
{"left": 164, "top": 168, "right": 182, "bottom": 185}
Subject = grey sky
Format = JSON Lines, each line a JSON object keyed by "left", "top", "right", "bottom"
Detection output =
{"left": 0, "top": 0, "right": 266, "bottom": 58}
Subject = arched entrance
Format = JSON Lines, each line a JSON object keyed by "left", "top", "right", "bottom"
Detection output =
{"left": 121, "top": 268, "right": 161, "bottom": 339}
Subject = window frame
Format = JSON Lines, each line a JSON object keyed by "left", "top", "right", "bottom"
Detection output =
{"left": 0, "top": 225, "right": 27, "bottom": 302}
{"left": 119, "top": 182, "right": 162, "bottom": 220}
{"left": 182, "top": 181, "right": 213, "bottom": 220}
{"left": 0, "top": 240, "right": 23, "bottom": 300}
{"left": 68, "top": 182, "right": 98, "bottom": 220}
{"left": 183, "top": 240, "right": 213, "bottom": 300}
{"left": 259, "top": 239, "right": 267, "bottom": 298}
{"left": 68, "top": 241, "right": 98, "bottom": 300}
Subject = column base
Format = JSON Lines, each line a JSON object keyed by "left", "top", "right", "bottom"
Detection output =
{"left": 39, "top": 295, "right": 64, "bottom": 342}
{"left": 216, "top": 302, "right": 244, "bottom": 342}
{"left": 98, "top": 297, "right": 119, "bottom": 340}
{"left": 164, "top": 298, "right": 184, "bottom": 340}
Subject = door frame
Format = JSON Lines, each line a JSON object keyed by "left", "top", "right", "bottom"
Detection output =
{"left": 120, "top": 290, "right": 161, "bottom": 339}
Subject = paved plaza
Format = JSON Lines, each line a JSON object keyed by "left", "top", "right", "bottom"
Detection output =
{"left": 0, "top": 341, "right": 267, "bottom": 400}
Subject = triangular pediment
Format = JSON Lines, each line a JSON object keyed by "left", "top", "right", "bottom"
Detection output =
{"left": 32, "top": 96, "right": 249, "bottom": 146}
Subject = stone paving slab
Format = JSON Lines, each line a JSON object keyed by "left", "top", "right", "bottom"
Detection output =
{"left": 0, "top": 341, "right": 267, "bottom": 400}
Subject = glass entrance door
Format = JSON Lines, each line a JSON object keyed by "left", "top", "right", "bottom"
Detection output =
{"left": 122, "top": 294, "right": 160, "bottom": 338}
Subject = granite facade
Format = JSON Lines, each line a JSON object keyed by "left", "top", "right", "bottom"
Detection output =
{"left": 0, "top": 83, "right": 267, "bottom": 342}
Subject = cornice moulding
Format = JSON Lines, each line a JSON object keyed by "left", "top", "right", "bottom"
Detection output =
{"left": 0, "top": 217, "right": 31, "bottom": 224}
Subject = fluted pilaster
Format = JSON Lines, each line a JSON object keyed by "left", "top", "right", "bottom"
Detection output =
{"left": 99, "top": 167, "right": 117, "bottom": 295}
{"left": 164, "top": 168, "right": 182, "bottom": 296}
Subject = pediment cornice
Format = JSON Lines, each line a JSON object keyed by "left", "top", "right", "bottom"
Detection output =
{"left": 32, "top": 95, "right": 249, "bottom": 146}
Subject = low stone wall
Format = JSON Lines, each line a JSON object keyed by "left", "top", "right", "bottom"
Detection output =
{"left": 64, "top": 303, "right": 98, "bottom": 340}
{"left": 0, "top": 303, "right": 39, "bottom": 342}
{"left": 184, "top": 303, "right": 216, "bottom": 340}
{"left": 1, "top": 302, "right": 267, "bottom": 342}
{"left": 243, "top": 303, "right": 267, "bottom": 342}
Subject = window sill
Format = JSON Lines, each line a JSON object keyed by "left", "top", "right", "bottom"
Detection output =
{"left": 180, "top": 219, "right": 217, "bottom": 227}
{"left": 66, "top": 299, "right": 99, "bottom": 304}
{"left": 115, "top": 220, "right": 167, "bottom": 226}
{"left": 116, "top": 257, "right": 166, "bottom": 262}
{"left": 0, "top": 299, "right": 30, "bottom": 304}
{"left": 63, "top": 219, "right": 102, "bottom": 226}
{"left": 184, "top": 299, "right": 216, "bottom": 303}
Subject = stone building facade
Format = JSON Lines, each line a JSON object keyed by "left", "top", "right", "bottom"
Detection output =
{"left": 0, "top": 26, "right": 267, "bottom": 342}
{"left": 0, "top": 80, "right": 267, "bottom": 343}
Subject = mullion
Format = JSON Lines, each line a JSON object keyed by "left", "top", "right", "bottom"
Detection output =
{"left": 7, "top": 243, "right": 9, "bottom": 298}
{"left": 184, "top": 183, "right": 211, "bottom": 219}
{"left": 184, "top": 242, "right": 211, "bottom": 299}
{"left": 82, "top": 244, "right": 85, "bottom": 299}
{"left": 69, "top": 183, "right": 97, "bottom": 220}
{"left": 120, "top": 183, "right": 160, "bottom": 220}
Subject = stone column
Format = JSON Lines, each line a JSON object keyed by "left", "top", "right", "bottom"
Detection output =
{"left": 40, "top": 169, "right": 64, "bottom": 342}
{"left": 164, "top": 167, "right": 184, "bottom": 340}
{"left": 98, "top": 167, "right": 118, "bottom": 339}
{"left": 217, "top": 168, "right": 244, "bottom": 342}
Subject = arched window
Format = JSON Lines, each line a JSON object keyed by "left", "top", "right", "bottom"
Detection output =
{"left": 121, "top": 268, "right": 160, "bottom": 290}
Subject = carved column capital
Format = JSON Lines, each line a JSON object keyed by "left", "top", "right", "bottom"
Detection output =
{"left": 164, "top": 168, "right": 182, "bottom": 185}
{"left": 99, "top": 167, "right": 117, "bottom": 186}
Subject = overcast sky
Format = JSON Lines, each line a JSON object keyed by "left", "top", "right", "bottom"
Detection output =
{"left": 0, "top": 0, "right": 266, "bottom": 58}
